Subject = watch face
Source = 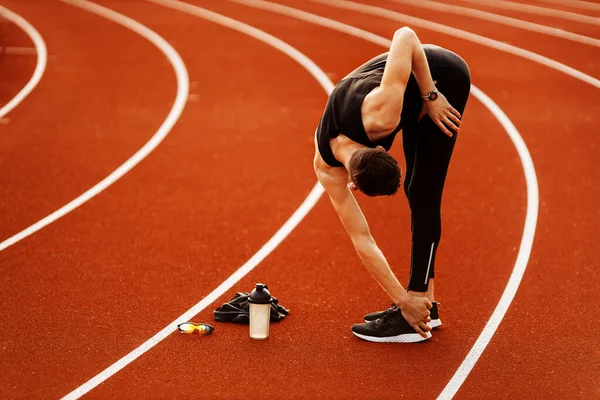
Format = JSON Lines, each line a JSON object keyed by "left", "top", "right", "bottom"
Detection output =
{"left": 429, "top": 91, "right": 438, "bottom": 101}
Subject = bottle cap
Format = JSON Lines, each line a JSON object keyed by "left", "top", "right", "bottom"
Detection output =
{"left": 248, "top": 283, "right": 273, "bottom": 305}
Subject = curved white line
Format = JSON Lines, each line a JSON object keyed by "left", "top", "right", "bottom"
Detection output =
{"left": 540, "top": 0, "right": 600, "bottom": 12}
{"left": 0, "top": 0, "right": 189, "bottom": 253}
{"left": 439, "top": 86, "right": 538, "bottom": 400}
{"left": 230, "top": 1, "right": 539, "bottom": 398}
{"left": 0, "top": 5, "right": 47, "bottom": 119}
{"left": 460, "top": 0, "right": 600, "bottom": 26}
{"left": 312, "top": 0, "right": 600, "bottom": 89}
{"left": 60, "top": 0, "right": 332, "bottom": 398}
{"left": 389, "top": 0, "right": 600, "bottom": 48}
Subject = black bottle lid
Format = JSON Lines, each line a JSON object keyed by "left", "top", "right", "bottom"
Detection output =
{"left": 248, "top": 283, "right": 273, "bottom": 304}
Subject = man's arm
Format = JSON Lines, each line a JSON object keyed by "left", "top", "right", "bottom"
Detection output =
{"left": 380, "top": 27, "right": 436, "bottom": 102}
{"left": 363, "top": 27, "right": 462, "bottom": 137}
{"left": 318, "top": 167, "right": 409, "bottom": 306}
{"left": 314, "top": 153, "right": 432, "bottom": 336}
{"left": 362, "top": 27, "right": 433, "bottom": 130}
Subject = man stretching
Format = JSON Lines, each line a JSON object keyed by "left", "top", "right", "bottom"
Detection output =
{"left": 313, "top": 27, "right": 470, "bottom": 342}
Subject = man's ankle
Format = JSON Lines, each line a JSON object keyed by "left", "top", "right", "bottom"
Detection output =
{"left": 408, "top": 290, "right": 435, "bottom": 303}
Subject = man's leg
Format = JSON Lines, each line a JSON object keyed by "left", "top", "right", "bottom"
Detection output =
{"left": 404, "top": 116, "right": 457, "bottom": 296}
{"left": 404, "top": 69, "right": 471, "bottom": 297}
{"left": 402, "top": 118, "right": 433, "bottom": 300}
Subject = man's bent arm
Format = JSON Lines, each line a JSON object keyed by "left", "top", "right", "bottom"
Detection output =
{"left": 316, "top": 168, "right": 411, "bottom": 308}
{"left": 363, "top": 27, "right": 436, "bottom": 130}
{"left": 380, "top": 27, "right": 436, "bottom": 101}
{"left": 380, "top": 27, "right": 461, "bottom": 136}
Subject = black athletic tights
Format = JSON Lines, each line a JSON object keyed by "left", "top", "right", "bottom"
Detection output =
{"left": 403, "top": 52, "right": 471, "bottom": 293}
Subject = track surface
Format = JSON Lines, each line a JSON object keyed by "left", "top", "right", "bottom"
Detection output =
{"left": 0, "top": 15, "right": 36, "bottom": 115}
{"left": 0, "top": 0, "right": 598, "bottom": 399}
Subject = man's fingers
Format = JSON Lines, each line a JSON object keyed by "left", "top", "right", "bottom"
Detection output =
{"left": 424, "top": 298, "right": 433, "bottom": 309}
{"left": 414, "top": 325, "right": 428, "bottom": 338}
{"left": 442, "top": 115, "right": 460, "bottom": 133}
{"left": 420, "top": 322, "right": 432, "bottom": 332}
{"left": 436, "top": 120, "right": 453, "bottom": 137}
{"left": 448, "top": 112, "right": 461, "bottom": 127}
{"left": 450, "top": 106, "right": 461, "bottom": 119}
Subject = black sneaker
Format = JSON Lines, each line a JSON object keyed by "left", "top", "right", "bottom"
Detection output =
{"left": 364, "top": 302, "right": 442, "bottom": 329}
{"left": 352, "top": 307, "right": 431, "bottom": 343}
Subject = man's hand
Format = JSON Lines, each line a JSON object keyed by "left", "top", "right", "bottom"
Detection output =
{"left": 399, "top": 296, "right": 433, "bottom": 338}
{"left": 423, "top": 89, "right": 462, "bottom": 137}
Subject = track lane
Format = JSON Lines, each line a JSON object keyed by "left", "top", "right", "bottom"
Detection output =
{"left": 0, "top": 5, "right": 46, "bottom": 119}
{"left": 0, "top": 0, "right": 328, "bottom": 398}
{"left": 0, "top": 0, "right": 174, "bottom": 241}
{"left": 510, "top": 0, "right": 600, "bottom": 16}
{"left": 438, "top": 0, "right": 600, "bottom": 38}
{"left": 386, "top": 0, "right": 600, "bottom": 49}
{"left": 0, "top": 0, "right": 181, "bottom": 397}
{"left": 375, "top": 0, "right": 600, "bottom": 78}
{"left": 0, "top": 13, "right": 37, "bottom": 156}
{"left": 470, "top": 0, "right": 600, "bottom": 18}
{"left": 83, "top": 1, "right": 528, "bottom": 398}
{"left": 535, "top": 0, "right": 600, "bottom": 15}
{"left": 312, "top": 0, "right": 600, "bottom": 398}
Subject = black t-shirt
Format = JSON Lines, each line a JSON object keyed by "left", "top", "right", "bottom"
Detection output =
{"left": 316, "top": 52, "right": 422, "bottom": 167}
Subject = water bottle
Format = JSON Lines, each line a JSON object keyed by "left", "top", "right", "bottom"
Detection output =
{"left": 248, "top": 283, "right": 273, "bottom": 340}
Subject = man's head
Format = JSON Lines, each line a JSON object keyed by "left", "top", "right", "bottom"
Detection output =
{"left": 348, "top": 147, "right": 401, "bottom": 196}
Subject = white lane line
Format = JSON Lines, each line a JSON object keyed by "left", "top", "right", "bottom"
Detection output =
{"left": 540, "top": 0, "right": 600, "bottom": 12}
{"left": 459, "top": 0, "right": 600, "bottom": 26}
{"left": 312, "top": 0, "right": 600, "bottom": 90}
{"left": 0, "top": 5, "right": 47, "bottom": 119}
{"left": 0, "top": 0, "right": 189, "bottom": 253}
{"left": 230, "top": 1, "right": 539, "bottom": 398}
{"left": 60, "top": 0, "right": 333, "bottom": 398}
{"left": 388, "top": 0, "right": 600, "bottom": 48}
{"left": 440, "top": 85, "right": 538, "bottom": 400}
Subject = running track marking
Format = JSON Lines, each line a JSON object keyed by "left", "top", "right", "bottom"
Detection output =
{"left": 313, "top": 0, "right": 600, "bottom": 88}
{"left": 540, "top": 0, "right": 600, "bottom": 12}
{"left": 0, "top": 5, "right": 47, "bottom": 119}
{"left": 63, "top": 0, "right": 538, "bottom": 397}
{"left": 312, "top": 0, "right": 600, "bottom": 397}
{"left": 0, "top": 0, "right": 189, "bottom": 253}
{"left": 60, "top": 0, "right": 332, "bottom": 398}
{"left": 459, "top": 0, "right": 600, "bottom": 26}
{"left": 389, "top": 0, "right": 600, "bottom": 48}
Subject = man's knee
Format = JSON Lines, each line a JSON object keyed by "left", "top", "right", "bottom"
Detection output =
{"left": 407, "top": 183, "right": 441, "bottom": 210}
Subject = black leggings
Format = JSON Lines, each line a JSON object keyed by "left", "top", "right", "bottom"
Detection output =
{"left": 403, "top": 51, "right": 471, "bottom": 292}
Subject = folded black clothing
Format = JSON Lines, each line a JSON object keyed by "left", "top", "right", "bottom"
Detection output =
{"left": 213, "top": 292, "right": 289, "bottom": 324}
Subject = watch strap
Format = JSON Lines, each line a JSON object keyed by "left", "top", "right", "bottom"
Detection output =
{"left": 421, "top": 89, "right": 438, "bottom": 101}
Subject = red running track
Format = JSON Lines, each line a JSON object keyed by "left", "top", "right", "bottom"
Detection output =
{"left": 0, "top": 0, "right": 598, "bottom": 399}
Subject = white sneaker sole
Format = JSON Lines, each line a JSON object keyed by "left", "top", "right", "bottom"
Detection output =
{"left": 429, "top": 319, "right": 442, "bottom": 329}
{"left": 352, "top": 330, "right": 432, "bottom": 343}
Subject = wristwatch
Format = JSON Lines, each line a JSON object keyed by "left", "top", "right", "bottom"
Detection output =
{"left": 421, "top": 89, "right": 439, "bottom": 101}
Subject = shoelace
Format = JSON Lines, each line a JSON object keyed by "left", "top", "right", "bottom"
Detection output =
{"left": 375, "top": 306, "right": 399, "bottom": 327}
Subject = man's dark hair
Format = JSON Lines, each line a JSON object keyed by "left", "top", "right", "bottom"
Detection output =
{"left": 348, "top": 148, "right": 401, "bottom": 196}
